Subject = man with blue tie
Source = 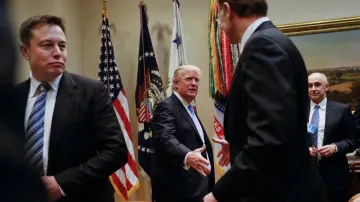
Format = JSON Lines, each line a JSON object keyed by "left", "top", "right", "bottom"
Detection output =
{"left": 151, "top": 65, "right": 215, "bottom": 202}
{"left": 308, "top": 72, "right": 359, "bottom": 202}
{"left": 14, "top": 15, "right": 128, "bottom": 202}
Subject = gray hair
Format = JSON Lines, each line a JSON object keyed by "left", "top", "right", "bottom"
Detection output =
{"left": 308, "top": 72, "right": 328, "bottom": 84}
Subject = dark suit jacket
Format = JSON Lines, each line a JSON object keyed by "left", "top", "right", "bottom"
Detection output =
{"left": 352, "top": 97, "right": 360, "bottom": 134}
{"left": 151, "top": 94, "right": 215, "bottom": 202}
{"left": 14, "top": 71, "right": 128, "bottom": 202}
{"left": 314, "top": 100, "right": 359, "bottom": 192}
{"left": 0, "top": 1, "right": 47, "bottom": 201}
{"left": 0, "top": 128, "right": 48, "bottom": 202}
{"left": 211, "top": 21, "right": 328, "bottom": 202}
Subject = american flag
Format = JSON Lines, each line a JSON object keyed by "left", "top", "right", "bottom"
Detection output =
{"left": 136, "top": 1, "right": 165, "bottom": 180}
{"left": 98, "top": 10, "right": 139, "bottom": 201}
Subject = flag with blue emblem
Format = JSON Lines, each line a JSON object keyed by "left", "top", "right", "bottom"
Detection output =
{"left": 136, "top": 1, "right": 165, "bottom": 180}
{"left": 166, "top": 0, "right": 188, "bottom": 97}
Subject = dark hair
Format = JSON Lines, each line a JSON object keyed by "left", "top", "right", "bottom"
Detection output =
{"left": 218, "top": 0, "right": 268, "bottom": 17}
{"left": 20, "top": 15, "right": 65, "bottom": 45}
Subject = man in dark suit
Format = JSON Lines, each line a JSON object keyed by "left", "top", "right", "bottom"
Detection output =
{"left": 151, "top": 65, "right": 214, "bottom": 202}
{"left": 0, "top": 2, "right": 48, "bottom": 202}
{"left": 204, "top": 0, "right": 328, "bottom": 201}
{"left": 14, "top": 15, "right": 128, "bottom": 202}
{"left": 308, "top": 72, "right": 359, "bottom": 202}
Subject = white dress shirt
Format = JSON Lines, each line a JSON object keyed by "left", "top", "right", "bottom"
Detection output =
{"left": 173, "top": 92, "right": 211, "bottom": 170}
{"left": 309, "top": 98, "right": 327, "bottom": 149}
{"left": 25, "top": 72, "right": 64, "bottom": 194}
{"left": 239, "top": 16, "right": 270, "bottom": 53}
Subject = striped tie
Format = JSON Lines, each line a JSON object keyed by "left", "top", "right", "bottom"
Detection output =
{"left": 25, "top": 82, "right": 50, "bottom": 175}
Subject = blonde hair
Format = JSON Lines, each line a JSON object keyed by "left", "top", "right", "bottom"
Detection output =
{"left": 172, "top": 65, "right": 201, "bottom": 91}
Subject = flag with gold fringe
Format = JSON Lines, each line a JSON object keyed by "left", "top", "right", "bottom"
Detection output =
{"left": 136, "top": 1, "right": 166, "bottom": 181}
{"left": 208, "top": 0, "right": 241, "bottom": 175}
{"left": 98, "top": 7, "right": 139, "bottom": 201}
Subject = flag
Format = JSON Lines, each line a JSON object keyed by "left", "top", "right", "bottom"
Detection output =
{"left": 98, "top": 9, "right": 139, "bottom": 201}
{"left": 166, "top": 0, "right": 188, "bottom": 97}
{"left": 208, "top": 0, "right": 241, "bottom": 175}
{"left": 213, "top": 98, "right": 231, "bottom": 174}
{"left": 136, "top": 1, "right": 166, "bottom": 180}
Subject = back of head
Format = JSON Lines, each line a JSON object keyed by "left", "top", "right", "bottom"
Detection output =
{"left": 217, "top": 0, "right": 268, "bottom": 17}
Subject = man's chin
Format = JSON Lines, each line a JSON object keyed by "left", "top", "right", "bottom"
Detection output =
{"left": 50, "top": 68, "right": 64, "bottom": 75}
{"left": 44, "top": 69, "right": 64, "bottom": 81}
{"left": 187, "top": 94, "right": 197, "bottom": 100}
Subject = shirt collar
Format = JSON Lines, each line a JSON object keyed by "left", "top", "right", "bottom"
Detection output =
{"left": 240, "top": 16, "right": 270, "bottom": 53}
{"left": 29, "top": 71, "right": 63, "bottom": 97}
{"left": 310, "top": 97, "right": 327, "bottom": 110}
{"left": 173, "top": 91, "right": 190, "bottom": 109}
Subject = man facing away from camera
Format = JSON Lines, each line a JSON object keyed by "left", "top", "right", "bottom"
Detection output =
{"left": 0, "top": 1, "right": 47, "bottom": 201}
{"left": 204, "top": 0, "right": 328, "bottom": 201}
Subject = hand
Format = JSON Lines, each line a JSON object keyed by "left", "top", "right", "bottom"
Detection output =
{"left": 203, "top": 192, "right": 217, "bottom": 202}
{"left": 309, "top": 147, "right": 317, "bottom": 158}
{"left": 212, "top": 137, "right": 230, "bottom": 166}
{"left": 186, "top": 144, "right": 211, "bottom": 177}
{"left": 41, "top": 176, "right": 62, "bottom": 201}
{"left": 318, "top": 144, "right": 336, "bottom": 157}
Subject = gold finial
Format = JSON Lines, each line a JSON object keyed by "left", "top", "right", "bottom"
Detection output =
{"left": 103, "top": 0, "right": 107, "bottom": 10}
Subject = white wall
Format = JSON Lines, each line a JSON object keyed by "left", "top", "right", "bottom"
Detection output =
{"left": 9, "top": 0, "right": 360, "bottom": 201}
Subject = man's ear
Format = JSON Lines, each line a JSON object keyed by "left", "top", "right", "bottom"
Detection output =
{"left": 325, "top": 83, "right": 330, "bottom": 92}
{"left": 19, "top": 44, "right": 30, "bottom": 60}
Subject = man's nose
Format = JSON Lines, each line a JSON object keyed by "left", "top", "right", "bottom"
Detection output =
{"left": 53, "top": 46, "right": 61, "bottom": 57}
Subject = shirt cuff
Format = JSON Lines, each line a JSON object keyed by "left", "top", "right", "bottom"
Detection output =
{"left": 59, "top": 186, "right": 66, "bottom": 196}
{"left": 332, "top": 143, "right": 338, "bottom": 153}
{"left": 183, "top": 152, "right": 190, "bottom": 170}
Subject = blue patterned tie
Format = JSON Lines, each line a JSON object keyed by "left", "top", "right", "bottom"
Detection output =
{"left": 25, "top": 82, "right": 50, "bottom": 175}
{"left": 310, "top": 105, "right": 320, "bottom": 148}
{"left": 188, "top": 104, "right": 195, "bottom": 116}
{"left": 188, "top": 105, "right": 197, "bottom": 126}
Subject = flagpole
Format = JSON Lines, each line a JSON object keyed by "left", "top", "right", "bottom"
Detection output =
{"left": 103, "top": 0, "right": 107, "bottom": 10}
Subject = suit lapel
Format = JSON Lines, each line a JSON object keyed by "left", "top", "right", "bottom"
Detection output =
{"left": 197, "top": 114, "right": 212, "bottom": 151}
{"left": 48, "top": 72, "right": 77, "bottom": 157}
{"left": 16, "top": 79, "right": 31, "bottom": 136}
{"left": 171, "top": 94, "right": 203, "bottom": 145}
{"left": 324, "top": 100, "right": 336, "bottom": 145}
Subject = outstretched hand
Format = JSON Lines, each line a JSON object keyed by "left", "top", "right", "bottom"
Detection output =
{"left": 212, "top": 137, "right": 230, "bottom": 166}
{"left": 186, "top": 144, "right": 211, "bottom": 176}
